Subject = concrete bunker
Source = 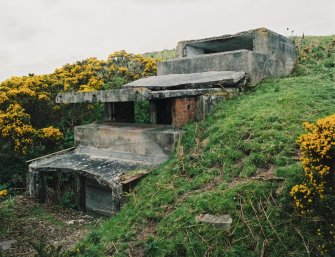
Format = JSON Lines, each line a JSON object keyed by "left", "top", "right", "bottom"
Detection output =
{"left": 159, "top": 28, "right": 297, "bottom": 85}
{"left": 28, "top": 28, "right": 296, "bottom": 216}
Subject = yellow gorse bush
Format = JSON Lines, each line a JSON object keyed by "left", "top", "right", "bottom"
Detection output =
{"left": 0, "top": 51, "right": 156, "bottom": 156}
{"left": 291, "top": 115, "right": 335, "bottom": 205}
{"left": 0, "top": 104, "right": 36, "bottom": 154}
{"left": 291, "top": 114, "right": 335, "bottom": 254}
{"left": 39, "top": 126, "right": 63, "bottom": 140}
{"left": 0, "top": 189, "right": 8, "bottom": 197}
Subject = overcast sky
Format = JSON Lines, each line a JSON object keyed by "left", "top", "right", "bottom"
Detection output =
{"left": 0, "top": 0, "right": 334, "bottom": 82}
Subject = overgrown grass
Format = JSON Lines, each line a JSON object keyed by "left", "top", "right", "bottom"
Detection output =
{"left": 75, "top": 36, "right": 335, "bottom": 257}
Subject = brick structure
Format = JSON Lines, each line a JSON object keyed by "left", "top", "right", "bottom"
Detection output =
{"left": 172, "top": 97, "right": 197, "bottom": 128}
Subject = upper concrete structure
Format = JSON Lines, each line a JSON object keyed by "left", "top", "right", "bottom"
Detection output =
{"left": 157, "top": 28, "right": 297, "bottom": 85}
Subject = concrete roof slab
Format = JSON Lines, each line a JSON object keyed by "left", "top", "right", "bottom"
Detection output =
{"left": 123, "top": 71, "right": 246, "bottom": 91}
{"left": 30, "top": 151, "right": 151, "bottom": 188}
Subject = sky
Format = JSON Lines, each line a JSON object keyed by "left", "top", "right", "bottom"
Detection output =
{"left": 0, "top": 0, "right": 334, "bottom": 82}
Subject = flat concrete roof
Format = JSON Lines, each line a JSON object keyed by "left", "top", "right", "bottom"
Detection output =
{"left": 56, "top": 71, "right": 246, "bottom": 104}
{"left": 123, "top": 71, "right": 246, "bottom": 90}
{"left": 30, "top": 150, "right": 150, "bottom": 188}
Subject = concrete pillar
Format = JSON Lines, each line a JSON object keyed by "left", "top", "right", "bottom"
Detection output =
{"left": 75, "top": 175, "right": 86, "bottom": 211}
{"left": 36, "top": 173, "right": 46, "bottom": 203}
{"left": 104, "top": 103, "right": 112, "bottom": 121}
{"left": 149, "top": 101, "right": 157, "bottom": 124}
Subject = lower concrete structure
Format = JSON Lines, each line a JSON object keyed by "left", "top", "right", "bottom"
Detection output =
{"left": 28, "top": 123, "right": 180, "bottom": 216}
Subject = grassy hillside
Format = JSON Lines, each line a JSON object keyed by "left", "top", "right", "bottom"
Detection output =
{"left": 143, "top": 49, "right": 176, "bottom": 61}
{"left": 74, "top": 36, "right": 335, "bottom": 257}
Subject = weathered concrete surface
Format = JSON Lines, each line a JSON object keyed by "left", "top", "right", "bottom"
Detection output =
{"left": 56, "top": 88, "right": 150, "bottom": 104}
{"left": 28, "top": 149, "right": 149, "bottom": 215}
{"left": 55, "top": 71, "right": 245, "bottom": 104}
{"left": 123, "top": 71, "right": 246, "bottom": 90}
{"left": 55, "top": 88, "right": 238, "bottom": 104}
{"left": 195, "top": 95, "right": 227, "bottom": 121}
{"left": 28, "top": 123, "right": 181, "bottom": 215}
{"left": 29, "top": 150, "right": 147, "bottom": 188}
{"left": 158, "top": 50, "right": 262, "bottom": 84}
{"left": 74, "top": 123, "right": 180, "bottom": 164}
{"left": 0, "top": 240, "right": 17, "bottom": 251}
{"left": 149, "top": 88, "right": 239, "bottom": 99}
{"left": 196, "top": 214, "right": 232, "bottom": 229}
{"left": 158, "top": 28, "right": 297, "bottom": 85}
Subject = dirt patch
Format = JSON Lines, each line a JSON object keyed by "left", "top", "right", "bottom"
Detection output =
{"left": 0, "top": 196, "right": 102, "bottom": 257}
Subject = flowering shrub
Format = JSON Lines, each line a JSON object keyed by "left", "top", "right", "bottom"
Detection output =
{"left": 39, "top": 126, "right": 63, "bottom": 140}
{"left": 0, "top": 104, "right": 36, "bottom": 154}
{"left": 0, "top": 189, "right": 8, "bottom": 198}
{"left": 0, "top": 51, "right": 157, "bottom": 184}
{"left": 291, "top": 114, "right": 335, "bottom": 255}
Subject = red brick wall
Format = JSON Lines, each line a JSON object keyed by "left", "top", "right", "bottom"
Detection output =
{"left": 172, "top": 97, "right": 197, "bottom": 128}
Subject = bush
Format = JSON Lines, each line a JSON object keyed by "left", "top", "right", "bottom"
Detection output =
{"left": 291, "top": 114, "right": 335, "bottom": 255}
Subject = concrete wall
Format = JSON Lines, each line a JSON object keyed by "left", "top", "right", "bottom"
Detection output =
{"left": 195, "top": 95, "right": 226, "bottom": 121}
{"left": 158, "top": 28, "right": 297, "bottom": 86}
{"left": 85, "top": 178, "right": 122, "bottom": 216}
{"left": 74, "top": 123, "right": 180, "bottom": 164}
{"left": 253, "top": 28, "right": 297, "bottom": 77}
{"left": 157, "top": 50, "right": 268, "bottom": 85}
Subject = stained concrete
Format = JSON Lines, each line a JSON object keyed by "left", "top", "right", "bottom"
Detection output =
{"left": 56, "top": 88, "right": 150, "bottom": 104}
{"left": 123, "top": 71, "right": 246, "bottom": 90}
{"left": 55, "top": 71, "right": 246, "bottom": 104}
{"left": 74, "top": 123, "right": 180, "bottom": 164}
{"left": 196, "top": 214, "right": 232, "bottom": 229}
{"left": 28, "top": 123, "right": 180, "bottom": 215}
{"left": 29, "top": 150, "right": 149, "bottom": 187}
{"left": 158, "top": 28, "right": 297, "bottom": 85}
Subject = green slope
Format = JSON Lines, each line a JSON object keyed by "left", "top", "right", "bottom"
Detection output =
{"left": 76, "top": 36, "right": 335, "bottom": 257}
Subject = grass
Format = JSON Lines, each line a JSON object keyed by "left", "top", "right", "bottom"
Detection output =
{"left": 41, "top": 35, "right": 335, "bottom": 256}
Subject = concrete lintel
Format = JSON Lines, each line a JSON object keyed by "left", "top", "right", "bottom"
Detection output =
{"left": 149, "top": 88, "right": 239, "bottom": 99}
{"left": 56, "top": 88, "right": 150, "bottom": 104}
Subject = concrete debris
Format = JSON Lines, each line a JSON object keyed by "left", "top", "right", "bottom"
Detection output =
{"left": 196, "top": 214, "right": 232, "bottom": 229}
{"left": 0, "top": 240, "right": 17, "bottom": 251}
